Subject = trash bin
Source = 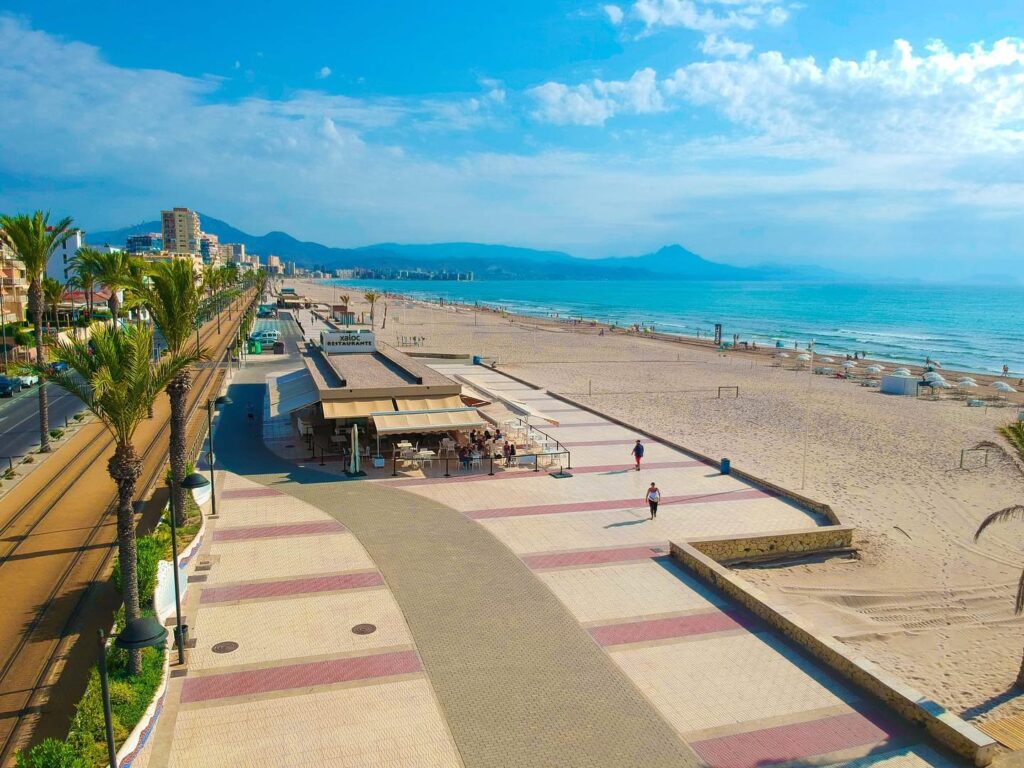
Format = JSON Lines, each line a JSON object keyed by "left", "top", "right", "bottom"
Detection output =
{"left": 472, "top": 355, "right": 481, "bottom": 365}
{"left": 720, "top": 458, "right": 731, "bottom": 475}
{"left": 248, "top": 340, "right": 262, "bottom": 354}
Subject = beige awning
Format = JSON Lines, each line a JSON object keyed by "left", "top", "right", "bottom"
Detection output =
{"left": 322, "top": 398, "right": 396, "bottom": 420}
{"left": 394, "top": 395, "right": 464, "bottom": 412}
{"left": 269, "top": 369, "right": 319, "bottom": 418}
{"left": 372, "top": 408, "right": 485, "bottom": 435}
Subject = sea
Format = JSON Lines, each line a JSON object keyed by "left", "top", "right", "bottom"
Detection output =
{"left": 322, "top": 279, "right": 1024, "bottom": 375}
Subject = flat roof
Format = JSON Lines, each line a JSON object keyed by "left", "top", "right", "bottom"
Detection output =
{"left": 302, "top": 343, "right": 461, "bottom": 399}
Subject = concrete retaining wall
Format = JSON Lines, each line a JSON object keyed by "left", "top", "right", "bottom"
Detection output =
{"left": 671, "top": 541, "right": 999, "bottom": 766}
{"left": 688, "top": 526, "right": 854, "bottom": 563}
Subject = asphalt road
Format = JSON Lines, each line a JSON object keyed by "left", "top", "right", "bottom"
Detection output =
{"left": 0, "top": 384, "right": 86, "bottom": 462}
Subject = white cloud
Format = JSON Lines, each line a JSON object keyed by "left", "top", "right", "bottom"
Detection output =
{"left": 699, "top": 34, "right": 752, "bottom": 59}
{"left": 316, "top": 66, "right": 332, "bottom": 79}
{"left": 529, "top": 68, "right": 663, "bottom": 125}
{"left": 603, "top": 4, "right": 625, "bottom": 25}
{"left": 631, "top": 0, "right": 791, "bottom": 33}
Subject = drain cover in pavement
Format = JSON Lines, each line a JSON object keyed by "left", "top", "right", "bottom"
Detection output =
{"left": 212, "top": 641, "right": 239, "bottom": 654}
{"left": 351, "top": 624, "right": 377, "bottom": 635}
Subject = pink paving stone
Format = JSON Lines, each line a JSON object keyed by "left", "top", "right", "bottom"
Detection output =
{"left": 690, "top": 710, "right": 906, "bottom": 768}
{"left": 179, "top": 650, "right": 422, "bottom": 704}
{"left": 522, "top": 544, "right": 668, "bottom": 570}
{"left": 589, "top": 609, "right": 749, "bottom": 646}
{"left": 220, "top": 487, "right": 285, "bottom": 500}
{"left": 380, "top": 461, "right": 705, "bottom": 488}
{"left": 468, "top": 488, "right": 773, "bottom": 519}
{"left": 212, "top": 519, "right": 347, "bottom": 542}
{"left": 200, "top": 571, "right": 384, "bottom": 604}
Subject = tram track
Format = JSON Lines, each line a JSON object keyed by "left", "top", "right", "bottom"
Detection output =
{"left": 0, "top": 294, "right": 254, "bottom": 766}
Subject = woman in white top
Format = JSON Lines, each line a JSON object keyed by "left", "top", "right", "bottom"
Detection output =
{"left": 646, "top": 483, "right": 661, "bottom": 520}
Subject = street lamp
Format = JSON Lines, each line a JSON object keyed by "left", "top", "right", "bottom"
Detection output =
{"left": 206, "top": 395, "right": 231, "bottom": 518}
{"left": 98, "top": 617, "right": 167, "bottom": 768}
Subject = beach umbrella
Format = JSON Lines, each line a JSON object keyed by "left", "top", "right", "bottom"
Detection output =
{"left": 350, "top": 423, "right": 360, "bottom": 474}
{"left": 796, "top": 353, "right": 811, "bottom": 361}
{"left": 993, "top": 381, "right": 1016, "bottom": 392}
{"left": 819, "top": 356, "right": 834, "bottom": 363}
{"left": 958, "top": 380, "right": 979, "bottom": 388}
{"left": 893, "top": 368, "right": 912, "bottom": 376}
{"left": 775, "top": 352, "right": 789, "bottom": 358}
{"left": 931, "top": 380, "right": 954, "bottom": 389}
{"left": 923, "top": 371, "right": 945, "bottom": 382}
{"left": 842, "top": 361, "right": 857, "bottom": 369}
{"left": 865, "top": 364, "right": 883, "bottom": 373}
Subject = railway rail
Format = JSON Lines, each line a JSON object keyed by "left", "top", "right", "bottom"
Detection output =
{"left": 0, "top": 292, "right": 255, "bottom": 765}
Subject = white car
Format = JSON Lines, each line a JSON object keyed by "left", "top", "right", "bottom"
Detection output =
{"left": 17, "top": 372, "right": 39, "bottom": 386}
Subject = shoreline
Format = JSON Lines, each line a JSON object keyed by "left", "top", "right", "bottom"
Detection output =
{"left": 319, "top": 279, "right": 1023, "bottom": 400}
{"left": 318, "top": 278, "right": 1023, "bottom": 380}
{"left": 291, "top": 277, "right": 1024, "bottom": 723}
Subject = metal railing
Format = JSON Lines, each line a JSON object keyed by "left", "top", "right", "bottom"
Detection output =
{"left": 391, "top": 449, "right": 572, "bottom": 478}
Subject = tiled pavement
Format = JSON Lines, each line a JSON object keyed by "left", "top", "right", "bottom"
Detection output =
{"left": 143, "top": 356, "right": 965, "bottom": 767}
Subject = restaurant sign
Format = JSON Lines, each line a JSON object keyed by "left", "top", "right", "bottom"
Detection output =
{"left": 321, "top": 329, "right": 376, "bottom": 354}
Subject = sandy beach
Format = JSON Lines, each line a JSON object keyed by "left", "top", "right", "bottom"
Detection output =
{"left": 290, "top": 279, "right": 1024, "bottom": 722}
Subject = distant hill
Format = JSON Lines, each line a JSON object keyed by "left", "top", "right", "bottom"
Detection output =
{"left": 88, "top": 215, "right": 842, "bottom": 282}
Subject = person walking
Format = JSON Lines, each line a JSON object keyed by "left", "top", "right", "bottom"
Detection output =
{"left": 646, "top": 482, "right": 661, "bottom": 520}
{"left": 631, "top": 439, "right": 644, "bottom": 471}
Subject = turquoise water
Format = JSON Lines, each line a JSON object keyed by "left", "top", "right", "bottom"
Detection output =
{"left": 324, "top": 279, "right": 1024, "bottom": 375}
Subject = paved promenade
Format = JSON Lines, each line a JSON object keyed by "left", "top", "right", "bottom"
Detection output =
{"left": 141, "top": 357, "right": 965, "bottom": 767}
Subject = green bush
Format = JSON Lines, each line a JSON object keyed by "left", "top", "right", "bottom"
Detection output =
{"left": 15, "top": 738, "right": 90, "bottom": 768}
{"left": 112, "top": 535, "right": 164, "bottom": 611}
{"left": 14, "top": 330, "right": 33, "bottom": 346}
{"left": 49, "top": 429, "right": 64, "bottom": 440}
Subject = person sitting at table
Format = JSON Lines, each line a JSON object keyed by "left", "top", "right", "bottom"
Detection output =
{"left": 459, "top": 446, "right": 471, "bottom": 469}
{"left": 484, "top": 429, "right": 492, "bottom": 441}
{"left": 469, "top": 429, "right": 478, "bottom": 444}
{"left": 494, "top": 427, "right": 503, "bottom": 441}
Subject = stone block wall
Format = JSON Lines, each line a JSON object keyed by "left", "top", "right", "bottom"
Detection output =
{"left": 688, "top": 526, "right": 854, "bottom": 563}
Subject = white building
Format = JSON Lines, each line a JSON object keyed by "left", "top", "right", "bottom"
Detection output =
{"left": 47, "top": 229, "right": 85, "bottom": 283}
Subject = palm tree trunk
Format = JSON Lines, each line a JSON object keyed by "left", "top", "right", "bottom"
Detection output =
{"left": 110, "top": 295, "right": 120, "bottom": 326}
{"left": 167, "top": 368, "right": 192, "bottom": 526}
{"left": 108, "top": 442, "right": 143, "bottom": 675}
{"left": 30, "top": 282, "right": 50, "bottom": 453}
{"left": 1016, "top": 651, "right": 1024, "bottom": 689}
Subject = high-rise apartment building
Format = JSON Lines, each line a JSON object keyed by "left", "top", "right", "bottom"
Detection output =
{"left": 199, "top": 232, "right": 220, "bottom": 263}
{"left": 229, "top": 243, "right": 246, "bottom": 262}
{"left": 161, "top": 208, "right": 201, "bottom": 255}
{"left": 46, "top": 229, "right": 85, "bottom": 283}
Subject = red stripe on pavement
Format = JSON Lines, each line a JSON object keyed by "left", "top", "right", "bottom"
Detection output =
{"left": 589, "top": 610, "right": 748, "bottom": 646}
{"left": 213, "top": 520, "right": 347, "bottom": 542}
{"left": 523, "top": 544, "right": 668, "bottom": 569}
{"left": 220, "top": 487, "right": 284, "bottom": 500}
{"left": 690, "top": 711, "right": 906, "bottom": 768}
{"left": 468, "top": 488, "right": 773, "bottom": 519}
{"left": 200, "top": 572, "right": 384, "bottom": 603}
{"left": 180, "top": 650, "right": 421, "bottom": 704}
{"left": 380, "top": 460, "right": 704, "bottom": 488}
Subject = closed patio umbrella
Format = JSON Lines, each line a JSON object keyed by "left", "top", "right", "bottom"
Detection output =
{"left": 350, "top": 423, "right": 360, "bottom": 474}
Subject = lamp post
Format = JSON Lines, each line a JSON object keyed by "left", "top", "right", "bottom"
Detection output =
{"left": 206, "top": 395, "right": 231, "bottom": 518}
{"left": 98, "top": 617, "right": 167, "bottom": 768}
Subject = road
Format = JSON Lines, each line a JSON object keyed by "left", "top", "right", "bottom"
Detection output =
{"left": 0, "top": 384, "right": 86, "bottom": 462}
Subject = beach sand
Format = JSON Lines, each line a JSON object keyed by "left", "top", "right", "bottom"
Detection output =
{"left": 291, "top": 280, "right": 1024, "bottom": 722}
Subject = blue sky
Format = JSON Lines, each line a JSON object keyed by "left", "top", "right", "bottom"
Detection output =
{"left": 1, "top": 1, "right": 1023, "bottom": 279}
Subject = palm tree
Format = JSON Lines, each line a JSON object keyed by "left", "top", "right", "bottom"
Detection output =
{"left": 50, "top": 324, "right": 191, "bottom": 674}
{"left": 363, "top": 291, "right": 381, "bottom": 325}
{"left": 69, "top": 246, "right": 103, "bottom": 317}
{"left": 137, "top": 260, "right": 206, "bottom": 525}
{"left": 42, "top": 276, "right": 64, "bottom": 330}
{"left": 88, "top": 251, "right": 143, "bottom": 324}
{"left": 0, "top": 212, "right": 75, "bottom": 453}
{"left": 339, "top": 293, "right": 351, "bottom": 308}
{"left": 974, "top": 421, "right": 1024, "bottom": 686}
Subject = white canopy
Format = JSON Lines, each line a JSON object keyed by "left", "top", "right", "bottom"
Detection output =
{"left": 371, "top": 407, "right": 485, "bottom": 435}
{"left": 269, "top": 369, "right": 319, "bottom": 418}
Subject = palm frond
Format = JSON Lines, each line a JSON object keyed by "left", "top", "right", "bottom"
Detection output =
{"left": 975, "top": 505, "right": 1024, "bottom": 541}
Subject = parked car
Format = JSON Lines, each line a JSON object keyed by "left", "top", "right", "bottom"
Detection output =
{"left": 17, "top": 372, "right": 40, "bottom": 386}
{"left": 0, "top": 376, "right": 23, "bottom": 397}
{"left": 48, "top": 361, "right": 69, "bottom": 374}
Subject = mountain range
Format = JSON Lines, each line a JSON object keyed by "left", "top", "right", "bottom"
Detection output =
{"left": 88, "top": 214, "right": 842, "bottom": 282}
